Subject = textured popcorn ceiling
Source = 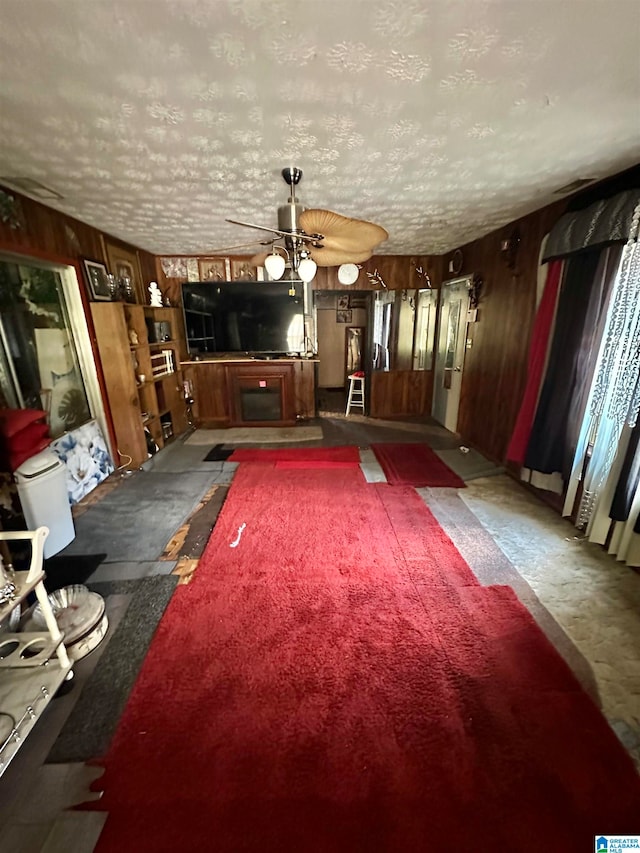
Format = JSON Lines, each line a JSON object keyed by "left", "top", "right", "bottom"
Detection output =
{"left": 0, "top": 0, "right": 638, "bottom": 256}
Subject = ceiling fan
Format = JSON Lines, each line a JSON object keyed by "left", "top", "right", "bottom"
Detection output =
{"left": 226, "top": 167, "right": 388, "bottom": 283}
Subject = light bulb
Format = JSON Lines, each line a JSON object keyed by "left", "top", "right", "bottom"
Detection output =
{"left": 264, "top": 252, "right": 286, "bottom": 280}
{"left": 297, "top": 257, "right": 317, "bottom": 283}
{"left": 338, "top": 263, "right": 359, "bottom": 285}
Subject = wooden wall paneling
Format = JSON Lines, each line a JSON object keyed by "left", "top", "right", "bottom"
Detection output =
{"left": 370, "top": 371, "right": 432, "bottom": 418}
{"left": 1, "top": 184, "right": 113, "bottom": 266}
{"left": 138, "top": 251, "right": 158, "bottom": 300}
{"left": 443, "top": 200, "right": 566, "bottom": 463}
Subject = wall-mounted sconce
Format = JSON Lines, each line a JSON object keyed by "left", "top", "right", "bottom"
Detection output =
{"left": 366, "top": 269, "right": 387, "bottom": 289}
{"left": 500, "top": 228, "right": 521, "bottom": 271}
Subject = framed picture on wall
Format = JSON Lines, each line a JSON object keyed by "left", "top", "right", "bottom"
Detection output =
{"left": 336, "top": 309, "right": 352, "bottom": 324}
{"left": 102, "top": 238, "right": 144, "bottom": 304}
{"left": 336, "top": 294, "right": 349, "bottom": 310}
{"left": 348, "top": 292, "right": 368, "bottom": 309}
{"left": 82, "top": 259, "right": 111, "bottom": 301}
{"left": 345, "top": 326, "right": 365, "bottom": 374}
{"left": 231, "top": 259, "right": 256, "bottom": 280}
{"left": 199, "top": 258, "right": 228, "bottom": 281}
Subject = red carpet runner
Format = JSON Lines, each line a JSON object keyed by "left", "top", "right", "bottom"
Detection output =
{"left": 89, "top": 464, "right": 640, "bottom": 852}
{"left": 229, "top": 446, "right": 361, "bottom": 463}
{"left": 371, "top": 442, "right": 466, "bottom": 487}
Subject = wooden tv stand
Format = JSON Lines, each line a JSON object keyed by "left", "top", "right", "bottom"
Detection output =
{"left": 181, "top": 357, "right": 318, "bottom": 428}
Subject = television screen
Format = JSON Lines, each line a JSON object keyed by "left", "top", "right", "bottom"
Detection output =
{"left": 182, "top": 280, "right": 305, "bottom": 355}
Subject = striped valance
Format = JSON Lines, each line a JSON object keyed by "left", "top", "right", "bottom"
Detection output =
{"left": 542, "top": 188, "right": 640, "bottom": 262}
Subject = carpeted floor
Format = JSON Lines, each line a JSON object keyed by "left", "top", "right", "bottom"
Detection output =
{"left": 85, "top": 464, "right": 640, "bottom": 852}
{"left": 434, "top": 446, "right": 504, "bottom": 480}
{"left": 47, "top": 575, "right": 178, "bottom": 763}
{"left": 60, "top": 470, "right": 216, "bottom": 562}
{"left": 228, "top": 446, "right": 361, "bottom": 463}
{"left": 202, "top": 444, "right": 235, "bottom": 461}
{"left": 186, "top": 426, "right": 323, "bottom": 445}
{"left": 371, "top": 442, "right": 466, "bottom": 487}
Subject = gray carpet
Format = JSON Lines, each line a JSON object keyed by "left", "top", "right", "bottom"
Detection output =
{"left": 419, "top": 486, "right": 600, "bottom": 705}
{"left": 434, "top": 446, "right": 504, "bottom": 480}
{"left": 61, "top": 470, "right": 215, "bottom": 562}
{"left": 46, "top": 575, "right": 178, "bottom": 763}
{"left": 185, "top": 426, "right": 323, "bottom": 444}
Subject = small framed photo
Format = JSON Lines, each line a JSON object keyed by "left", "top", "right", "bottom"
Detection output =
{"left": 336, "top": 309, "right": 353, "bottom": 324}
{"left": 348, "top": 292, "right": 369, "bottom": 309}
{"left": 161, "top": 257, "right": 188, "bottom": 278}
{"left": 82, "top": 259, "right": 111, "bottom": 301}
{"left": 199, "top": 258, "right": 228, "bottom": 281}
{"left": 336, "top": 294, "right": 349, "bottom": 310}
{"left": 231, "top": 259, "right": 256, "bottom": 281}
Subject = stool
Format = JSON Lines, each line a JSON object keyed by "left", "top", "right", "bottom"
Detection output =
{"left": 346, "top": 373, "right": 365, "bottom": 416}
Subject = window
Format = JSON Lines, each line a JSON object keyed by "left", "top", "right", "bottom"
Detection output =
{"left": 0, "top": 255, "right": 104, "bottom": 441}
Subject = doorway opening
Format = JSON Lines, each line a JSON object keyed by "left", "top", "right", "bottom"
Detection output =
{"left": 313, "top": 290, "right": 370, "bottom": 415}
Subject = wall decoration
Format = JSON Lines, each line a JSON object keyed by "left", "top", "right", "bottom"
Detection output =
{"left": 231, "top": 259, "right": 255, "bottom": 281}
{"left": 345, "top": 326, "right": 364, "bottom": 374}
{"left": 103, "top": 238, "right": 144, "bottom": 303}
{"left": 50, "top": 418, "right": 114, "bottom": 504}
{"left": 336, "top": 309, "right": 352, "bottom": 324}
{"left": 186, "top": 258, "right": 199, "bottom": 281}
{"left": 0, "top": 189, "right": 23, "bottom": 230}
{"left": 160, "top": 257, "right": 188, "bottom": 278}
{"left": 336, "top": 294, "right": 349, "bottom": 310}
{"left": 199, "top": 258, "right": 227, "bottom": 281}
{"left": 348, "top": 293, "right": 369, "bottom": 309}
{"left": 314, "top": 291, "right": 336, "bottom": 308}
{"left": 82, "top": 258, "right": 111, "bottom": 301}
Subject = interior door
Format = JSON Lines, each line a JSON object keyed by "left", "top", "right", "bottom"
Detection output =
{"left": 432, "top": 276, "right": 472, "bottom": 432}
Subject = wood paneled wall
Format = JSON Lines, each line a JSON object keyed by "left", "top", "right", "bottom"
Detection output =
{"left": 441, "top": 201, "right": 566, "bottom": 464}
{"left": 0, "top": 184, "right": 159, "bottom": 452}
{"left": 157, "top": 253, "right": 441, "bottom": 302}
{"left": 371, "top": 370, "right": 434, "bottom": 419}
{"left": 0, "top": 185, "right": 156, "bottom": 286}
{"left": 158, "top": 252, "right": 442, "bottom": 418}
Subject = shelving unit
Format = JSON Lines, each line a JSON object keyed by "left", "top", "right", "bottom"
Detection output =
{"left": 90, "top": 303, "right": 188, "bottom": 468}
{"left": 0, "top": 528, "right": 72, "bottom": 777}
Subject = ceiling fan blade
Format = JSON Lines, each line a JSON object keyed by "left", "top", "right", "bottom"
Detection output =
{"left": 309, "top": 246, "right": 374, "bottom": 267}
{"left": 203, "top": 238, "right": 275, "bottom": 254}
{"left": 226, "top": 217, "right": 323, "bottom": 245}
{"left": 225, "top": 218, "right": 288, "bottom": 238}
{"left": 300, "top": 209, "right": 388, "bottom": 254}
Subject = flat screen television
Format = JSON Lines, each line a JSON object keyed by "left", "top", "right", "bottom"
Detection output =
{"left": 182, "top": 280, "right": 305, "bottom": 356}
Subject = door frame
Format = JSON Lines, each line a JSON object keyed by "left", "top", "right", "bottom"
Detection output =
{"left": 432, "top": 274, "right": 473, "bottom": 433}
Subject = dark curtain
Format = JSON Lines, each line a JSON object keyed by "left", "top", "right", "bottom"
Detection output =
{"left": 506, "top": 260, "right": 563, "bottom": 465}
{"left": 524, "top": 249, "right": 603, "bottom": 475}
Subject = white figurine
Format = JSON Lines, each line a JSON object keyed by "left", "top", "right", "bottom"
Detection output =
{"left": 148, "top": 281, "right": 163, "bottom": 307}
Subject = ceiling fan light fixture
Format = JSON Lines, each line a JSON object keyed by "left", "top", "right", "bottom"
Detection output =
{"left": 264, "top": 251, "right": 286, "bottom": 280}
{"left": 337, "top": 263, "right": 360, "bottom": 285}
{"left": 297, "top": 256, "right": 317, "bottom": 283}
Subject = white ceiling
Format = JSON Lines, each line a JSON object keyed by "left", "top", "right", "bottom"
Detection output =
{"left": 0, "top": 0, "right": 638, "bottom": 257}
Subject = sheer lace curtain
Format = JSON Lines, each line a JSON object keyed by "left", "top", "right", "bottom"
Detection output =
{"left": 562, "top": 202, "right": 640, "bottom": 563}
